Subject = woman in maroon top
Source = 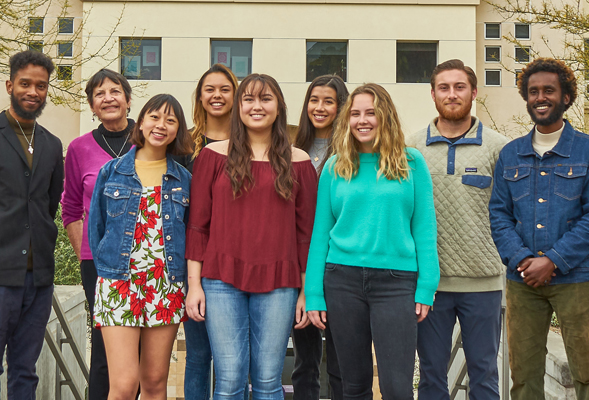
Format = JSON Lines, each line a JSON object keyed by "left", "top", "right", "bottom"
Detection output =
{"left": 185, "top": 73, "right": 317, "bottom": 399}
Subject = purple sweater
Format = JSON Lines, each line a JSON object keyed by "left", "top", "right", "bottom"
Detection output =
{"left": 61, "top": 132, "right": 116, "bottom": 260}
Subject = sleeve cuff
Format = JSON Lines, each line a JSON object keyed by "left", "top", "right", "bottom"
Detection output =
{"left": 546, "top": 249, "right": 570, "bottom": 274}
{"left": 305, "top": 294, "right": 327, "bottom": 312}
{"left": 507, "top": 248, "right": 535, "bottom": 272}
{"left": 185, "top": 226, "right": 209, "bottom": 261}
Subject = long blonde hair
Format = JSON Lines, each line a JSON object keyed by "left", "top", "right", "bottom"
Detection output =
{"left": 191, "top": 64, "right": 239, "bottom": 159}
{"left": 331, "top": 83, "right": 409, "bottom": 181}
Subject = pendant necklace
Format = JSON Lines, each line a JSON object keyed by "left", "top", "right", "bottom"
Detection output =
{"left": 102, "top": 131, "right": 131, "bottom": 158}
{"left": 15, "top": 119, "right": 35, "bottom": 154}
{"left": 312, "top": 140, "right": 329, "bottom": 162}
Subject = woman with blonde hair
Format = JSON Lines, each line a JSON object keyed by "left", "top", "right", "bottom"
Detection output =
{"left": 305, "top": 83, "right": 440, "bottom": 399}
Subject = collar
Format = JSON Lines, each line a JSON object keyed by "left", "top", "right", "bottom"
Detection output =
{"left": 114, "top": 146, "right": 181, "bottom": 180}
{"left": 426, "top": 116, "right": 483, "bottom": 146}
{"left": 518, "top": 120, "right": 575, "bottom": 158}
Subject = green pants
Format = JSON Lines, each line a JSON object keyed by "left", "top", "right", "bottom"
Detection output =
{"left": 506, "top": 279, "right": 589, "bottom": 399}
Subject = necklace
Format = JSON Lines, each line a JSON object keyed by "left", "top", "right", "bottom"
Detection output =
{"left": 15, "top": 119, "right": 35, "bottom": 154}
{"left": 102, "top": 131, "right": 130, "bottom": 158}
{"left": 312, "top": 140, "right": 329, "bottom": 162}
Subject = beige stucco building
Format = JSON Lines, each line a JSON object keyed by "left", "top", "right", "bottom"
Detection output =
{"left": 0, "top": 0, "right": 584, "bottom": 148}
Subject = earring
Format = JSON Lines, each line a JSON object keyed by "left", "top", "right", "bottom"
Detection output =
{"left": 92, "top": 113, "right": 96, "bottom": 122}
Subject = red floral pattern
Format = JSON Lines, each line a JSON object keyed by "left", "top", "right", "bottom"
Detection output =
{"left": 94, "top": 186, "right": 186, "bottom": 328}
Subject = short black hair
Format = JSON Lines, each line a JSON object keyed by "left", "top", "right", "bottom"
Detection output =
{"left": 85, "top": 69, "right": 132, "bottom": 105}
{"left": 517, "top": 58, "right": 577, "bottom": 111}
{"left": 9, "top": 50, "right": 54, "bottom": 80}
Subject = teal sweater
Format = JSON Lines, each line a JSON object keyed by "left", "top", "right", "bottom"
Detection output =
{"left": 305, "top": 148, "right": 440, "bottom": 311}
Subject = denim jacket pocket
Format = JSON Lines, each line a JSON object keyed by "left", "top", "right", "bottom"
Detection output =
{"left": 462, "top": 175, "right": 492, "bottom": 189}
{"left": 104, "top": 185, "right": 132, "bottom": 218}
{"left": 503, "top": 167, "right": 531, "bottom": 201}
{"left": 171, "top": 191, "right": 189, "bottom": 221}
{"left": 554, "top": 165, "right": 588, "bottom": 200}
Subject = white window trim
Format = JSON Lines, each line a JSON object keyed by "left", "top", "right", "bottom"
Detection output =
{"left": 485, "top": 46, "right": 501, "bottom": 63}
{"left": 484, "top": 23, "right": 501, "bottom": 40}
{"left": 57, "top": 42, "right": 74, "bottom": 59}
{"left": 514, "top": 69, "right": 522, "bottom": 86}
{"left": 514, "top": 23, "right": 531, "bottom": 40}
{"left": 29, "top": 18, "right": 44, "bottom": 35}
{"left": 514, "top": 46, "right": 531, "bottom": 64}
{"left": 56, "top": 65, "right": 73, "bottom": 81}
{"left": 58, "top": 18, "right": 74, "bottom": 35}
{"left": 485, "top": 69, "right": 502, "bottom": 87}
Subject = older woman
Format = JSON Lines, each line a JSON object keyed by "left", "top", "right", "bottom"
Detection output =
{"left": 61, "top": 68, "right": 134, "bottom": 400}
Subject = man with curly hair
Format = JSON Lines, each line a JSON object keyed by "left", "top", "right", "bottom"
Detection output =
{"left": 490, "top": 58, "right": 589, "bottom": 399}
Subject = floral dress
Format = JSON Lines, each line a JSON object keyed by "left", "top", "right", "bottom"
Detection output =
{"left": 94, "top": 186, "right": 187, "bottom": 328}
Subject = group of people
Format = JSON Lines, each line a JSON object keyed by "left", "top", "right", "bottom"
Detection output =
{"left": 0, "top": 48, "right": 588, "bottom": 400}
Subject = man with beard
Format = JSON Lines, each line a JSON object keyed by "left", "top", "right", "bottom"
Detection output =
{"left": 406, "top": 59, "right": 507, "bottom": 400}
{"left": 0, "top": 50, "right": 64, "bottom": 399}
{"left": 490, "top": 58, "right": 589, "bottom": 399}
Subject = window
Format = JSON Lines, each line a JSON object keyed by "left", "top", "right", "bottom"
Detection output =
{"left": 515, "top": 46, "right": 531, "bottom": 63}
{"left": 515, "top": 24, "right": 530, "bottom": 40}
{"left": 306, "top": 41, "right": 347, "bottom": 82}
{"left": 28, "top": 41, "right": 43, "bottom": 52}
{"left": 396, "top": 42, "right": 437, "bottom": 83}
{"left": 485, "top": 70, "right": 501, "bottom": 86}
{"left": 515, "top": 69, "right": 522, "bottom": 86}
{"left": 485, "top": 23, "right": 501, "bottom": 39}
{"left": 210, "top": 40, "right": 252, "bottom": 80}
{"left": 29, "top": 18, "right": 44, "bottom": 34}
{"left": 120, "top": 38, "right": 161, "bottom": 80}
{"left": 57, "top": 41, "right": 73, "bottom": 58}
{"left": 57, "top": 65, "right": 73, "bottom": 81}
{"left": 58, "top": 18, "right": 74, "bottom": 34}
{"left": 485, "top": 46, "right": 501, "bottom": 63}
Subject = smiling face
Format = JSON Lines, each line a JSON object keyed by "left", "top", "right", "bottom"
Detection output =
{"left": 90, "top": 78, "right": 131, "bottom": 130}
{"left": 350, "top": 93, "right": 378, "bottom": 153}
{"left": 431, "top": 69, "right": 476, "bottom": 122}
{"left": 239, "top": 83, "right": 279, "bottom": 135}
{"left": 139, "top": 104, "right": 179, "bottom": 156}
{"left": 526, "top": 71, "right": 568, "bottom": 133}
{"left": 6, "top": 64, "right": 49, "bottom": 122}
{"left": 307, "top": 85, "right": 338, "bottom": 135}
{"left": 200, "top": 72, "right": 234, "bottom": 119}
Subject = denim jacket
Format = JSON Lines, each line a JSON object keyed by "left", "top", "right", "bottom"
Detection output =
{"left": 489, "top": 120, "right": 589, "bottom": 284}
{"left": 88, "top": 147, "right": 191, "bottom": 282}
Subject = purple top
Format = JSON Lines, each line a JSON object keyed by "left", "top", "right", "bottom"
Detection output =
{"left": 61, "top": 132, "right": 117, "bottom": 259}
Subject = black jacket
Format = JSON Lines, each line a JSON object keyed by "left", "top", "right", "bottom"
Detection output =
{"left": 0, "top": 111, "right": 64, "bottom": 286}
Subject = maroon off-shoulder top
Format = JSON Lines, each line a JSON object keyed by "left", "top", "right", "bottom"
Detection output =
{"left": 186, "top": 147, "right": 318, "bottom": 293}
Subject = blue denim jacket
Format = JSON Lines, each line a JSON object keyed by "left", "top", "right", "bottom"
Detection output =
{"left": 489, "top": 121, "right": 589, "bottom": 284}
{"left": 88, "top": 147, "right": 191, "bottom": 282}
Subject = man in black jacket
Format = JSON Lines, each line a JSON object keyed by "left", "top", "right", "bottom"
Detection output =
{"left": 0, "top": 50, "right": 64, "bottom": 399}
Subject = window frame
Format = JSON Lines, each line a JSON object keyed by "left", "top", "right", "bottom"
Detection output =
{"left": 514, "top": 46, "right": 531, "bottom": 63}
{"left": 57, "top": 41, "right": 74, "bottom": 58}
{"left": 210, "top": 39, "right": 253, "bottom": 80}
{"left": 484, "top": 23, "right": 501, "bottom": 40}
{"left": 29, "top": 17, "right": 44, "bottom": 34}
{"left": 305, "top": 40, "right": 348, "bottom": 83}
{"left": 514, "top": 23, "right": 531, "bottom": 40}
{"left": 28, "top": 41, "right": 44, "bottom": 53}
{"left": 58, "top": 17, "right": 74, "bottom": 34}
{"left": 485, "top": 69, "right": 502, "bottom": 87}
{"left": 120, "top": 38, "right": 162, "bottom": 81}
{"left": 396, "top": 41, "right": 438, "bottom": 84}
{"left": 485, "top": 46, "right": 501, "bottom": 63}
{"left": 56, "top": 65, "right": 73, "bottom": 81}
{"left": 514, "top": 69, "right": 522, "bottom": 86}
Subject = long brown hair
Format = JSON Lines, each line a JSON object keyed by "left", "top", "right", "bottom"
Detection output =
{"left": 226, "top": 74, "right": 294, "bottom": 200}
{"left": 191, "top": 64, "right": 238, "bottom": 158}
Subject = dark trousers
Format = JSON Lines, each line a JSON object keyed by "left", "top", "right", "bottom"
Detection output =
{"left": 183, "top": 318, "right": 212, "bottom": 400}
{"left": 0, "top": 271, "right": 53, "bottom": 400}
{"left": 324, "top": 264, "right": 417, "bottom": 400}
{"left": 291, "top": 322, "right": 342, "bottom": 400}
{"left": 417, "top": 291, "right": 502, "bottom": 400}
{"left": 81, "top": 260, "right": 109, "bottom": 400}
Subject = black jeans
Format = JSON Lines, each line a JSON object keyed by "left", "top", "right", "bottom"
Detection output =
{"left": 324, "top": 264, "right": 417, "bottom": 400}
{"left": 291, "top": 321, "right": 343, "bottom": 400}
{"left": 81, "top": 260, "right": 109, "bottom": 400}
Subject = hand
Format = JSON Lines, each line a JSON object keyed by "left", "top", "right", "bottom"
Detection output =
{"left": 294, "top": 291, "right": 310, "bottom": 329}
{"left": 185, "top": 285, "right": 206, "bottom": 322}
{"left": 416, "top": 303, "right": 430, "bottom": 323}
{"left": 308, "top": 310, "right": 327, "bottom": 330}
{"left": 518, "top": 257, "right": 556, "bottom": 288}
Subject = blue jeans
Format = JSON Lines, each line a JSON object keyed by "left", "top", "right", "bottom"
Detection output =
{"left": 202, "top": 278, "right": 297, "bottom": 400}
{"left": 0, "top": 272, "right": 53, "bottom": 400}
{"left": 324, "top": 264, "right": 417, "bottom": 400}
{"left": 184, "top": 318, "right": 213, "bottom": 400}
{"left": 417, "top": 291, "right": 502, "bottom": 400}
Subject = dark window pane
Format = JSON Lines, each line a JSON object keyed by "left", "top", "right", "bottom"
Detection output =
{"left": 486, "top": 70, "right": 501, "bottom": 86}
{"left": 306, "top": 41, "right": 347, "bottom": 82}
{"left": 58, "top": 18, "right": 74, "bottom": 34}
{"left": 396, "top": 42, "right": 437, "bottom": 83}
{"left": 485, "top": 23, "right": 500, "bottom": 39}
{"left": 485, "top": 46, "right": 501, "bottom": 62}
{"left": 515, "top": 46, "right": 530, "bottom": 63}
{"left": 121, "top": 38, "right": 161, "bottom": 80}
{"left": 29, "top": 18, "right": 43, "bottom": 34}
{"left": 210, "top": 40, "right": 252, "bottom": 80}
{"left": 515, "top": 24, "right": 530, "bottom": 40}
{"left": 58, "top": 41, "right": 73, "bottom": 57}
{"left": 515, "top": 69, "right": 522, "bottom": 86}
{"left": 28, "top": 41, "right": 43, "bottom": 52}
{"left": 57, "top": 65, "right": 73, "bottom": 81}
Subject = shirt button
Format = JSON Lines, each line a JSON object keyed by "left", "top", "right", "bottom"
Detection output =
{"left": 537, "top": 224, "right": 544, "bottom": 229}
{"left": 164, "top": 194, "right": 169, "bottom": 199}
{"left": 164, "top": 177, "right": 169, "bottom": 181}
{"left": 165, "top": 215, "right": 170, "bottom": 220}
{"left": 538, "top": 251, "right": 544, "bottom": 256}
{"left": 22, "top": 249, "right": 27, "bottom": 255}
{"left": 114, "top": 190, "right": 119, "bottom": 197}
{"left": 166, "top": 235, "right": 171, "bottom": 240}
{"left": 171, "top": 276, "right": 176, "bottom": 280}
{"left": 540, "top": 171, "right": 547, "bottom": 176}
{"left": 538, "top": 198, "right": 546, "bottom": 203}
{"left": 168, "top": 256, "right": 173, "bottom": 261}
{"left": 25, "top": 224, "right": 29, "bottom": 229}
{"left": 24, "top": 171, "right": 30, "bottom": 177}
